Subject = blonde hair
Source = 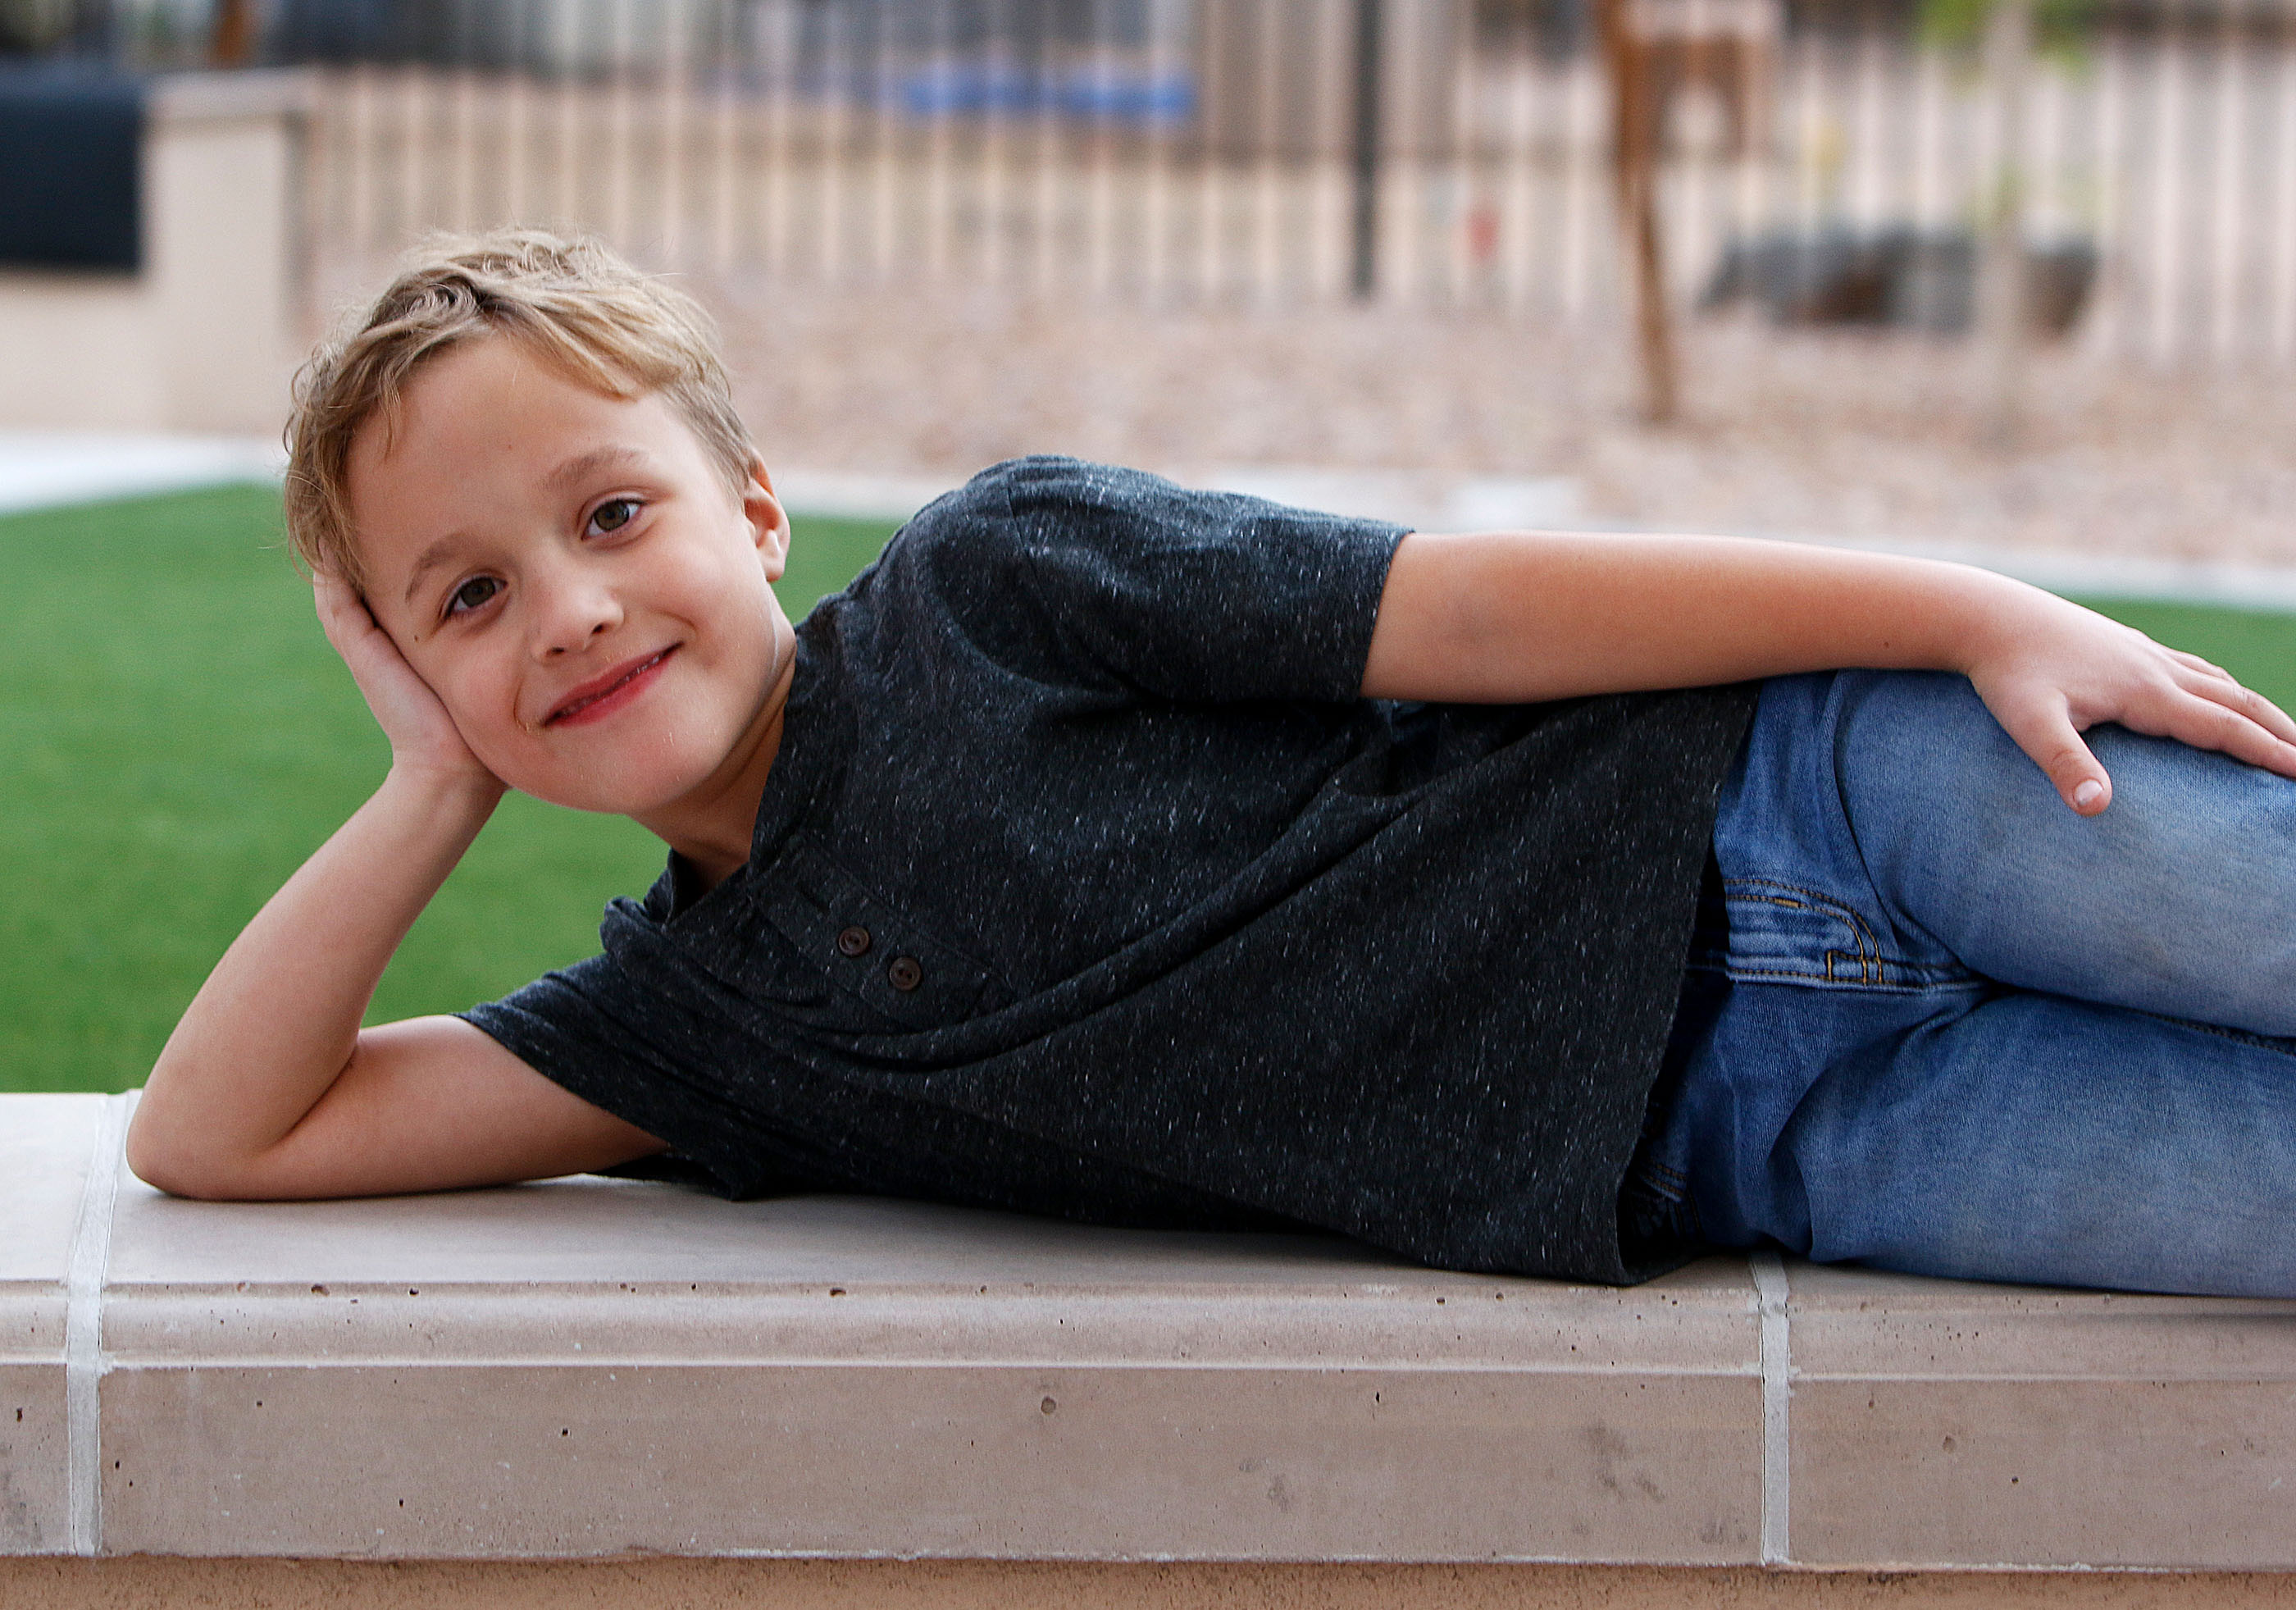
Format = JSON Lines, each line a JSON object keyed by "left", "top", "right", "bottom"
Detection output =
{"left": 284, "top": 229, "right": 754, "bottom": 590}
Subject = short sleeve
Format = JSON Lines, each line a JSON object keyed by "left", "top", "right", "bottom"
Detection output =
{"left": 460, "top": 951, "right": 766, "bottom": 1198}
{"left": 876, "top": 457, "right": 1408, "bottom": 705}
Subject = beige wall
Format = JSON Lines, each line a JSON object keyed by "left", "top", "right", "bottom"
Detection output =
{"left": 0, "top": 276, "right": 166, "bottom": 430}
{"left": 0, "top": 72, "right": 308, "bottom": 435}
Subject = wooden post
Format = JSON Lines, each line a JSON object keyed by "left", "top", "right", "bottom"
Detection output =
{"left": 1601, "top": 0, "right": 1680, "bottom": 424}
{"left": 209, "top": 0, "right": 257, "bottom": 67}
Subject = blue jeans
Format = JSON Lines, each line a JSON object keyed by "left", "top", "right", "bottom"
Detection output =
{"left": 1637, "top": 669, "right": 2296, "bottom": 1297}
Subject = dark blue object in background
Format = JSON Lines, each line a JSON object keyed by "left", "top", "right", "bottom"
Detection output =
{"left": 0, "top": 66, "right": 144, "bottom": 272}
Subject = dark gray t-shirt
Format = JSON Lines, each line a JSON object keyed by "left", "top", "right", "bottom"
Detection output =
{"left": 466, "top": 456, "right": 1756, "bottom": 1283}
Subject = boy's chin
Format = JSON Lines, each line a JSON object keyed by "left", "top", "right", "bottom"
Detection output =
{"left": 507, "top": 759, "right": 724, "bottom": 819}
{"left": 483, "top": 725, "right": 758, "bottom": 819}
{"left": 519, "top": 778, "right": 686, "bottom": 817}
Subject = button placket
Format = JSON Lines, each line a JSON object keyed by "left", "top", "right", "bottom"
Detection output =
{"left": 758, "top": 844, "right": 1012, "bottom": 1029}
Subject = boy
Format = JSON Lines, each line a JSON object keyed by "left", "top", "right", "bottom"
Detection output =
{"left": 128, "top": 231, "right": 2296, "bottom": 1293}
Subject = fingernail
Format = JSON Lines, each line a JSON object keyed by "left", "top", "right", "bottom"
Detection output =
{"left": 2073, "top": 779, "right": 2104, "bottom": 810}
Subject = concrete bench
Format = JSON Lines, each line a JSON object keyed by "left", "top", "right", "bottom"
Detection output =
{"left": 7, "top": 1090, "right": 2295, "bottom": 1608}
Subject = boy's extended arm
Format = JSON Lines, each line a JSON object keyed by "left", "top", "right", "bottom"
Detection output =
{"left": 1362, "top": 530, "right": 2296, "bottom": 814}
{"left": 127, "top": 577, "right": 664, "bottom": 1201}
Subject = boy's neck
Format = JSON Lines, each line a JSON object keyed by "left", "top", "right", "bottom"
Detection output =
{"left": 634, "top": 646, "right": 798, "bottom": 894}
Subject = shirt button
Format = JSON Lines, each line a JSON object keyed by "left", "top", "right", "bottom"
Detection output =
{"left": 836, "top": 925, "right": 872, "bottom": 958}
{"left": 886, "top": 956, "right": 923, "bottom": 992}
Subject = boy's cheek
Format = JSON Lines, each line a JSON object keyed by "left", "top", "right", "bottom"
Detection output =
{"left": 430, "top": 672, "right": 526, "bottom": 763}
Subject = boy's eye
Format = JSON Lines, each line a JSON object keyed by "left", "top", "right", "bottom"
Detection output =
{"left": 446, "top": 576, "right": 502, "bottom": 618}
{"left": 589, "top": 498, "right": 640, "bottom": 536}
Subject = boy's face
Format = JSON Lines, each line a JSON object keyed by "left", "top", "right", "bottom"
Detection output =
{"left": 345, "top": 336, "right": 795, "bottom": 821}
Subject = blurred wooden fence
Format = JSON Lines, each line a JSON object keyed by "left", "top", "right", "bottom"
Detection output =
{"left": 269, "top": 0, "right": 2296, "bottom": 364}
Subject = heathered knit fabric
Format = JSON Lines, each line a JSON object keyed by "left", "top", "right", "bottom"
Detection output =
{"left": 464, "top": 456, "right": 1758, "bottom": 1284}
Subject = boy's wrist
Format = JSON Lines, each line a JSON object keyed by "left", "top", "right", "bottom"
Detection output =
{"left": 1928, "top": 564, "right": 2045, "bottom": 679}
{"left": 379, "top": 760, "right": 507, "bottom": 822}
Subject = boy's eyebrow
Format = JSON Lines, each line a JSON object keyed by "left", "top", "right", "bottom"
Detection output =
{"left": 402, "top": 533, "right": 473, "bottom": 606}
{"left": 545, "top": 445, "right": 653, "bottom": 492}
{"left": 399, "top": 447, "right": 658, "bottom": 605}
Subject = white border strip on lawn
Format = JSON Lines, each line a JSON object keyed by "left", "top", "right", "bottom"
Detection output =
{"left": 14, "top": 445, "right": 2291, "bottom": 617}
{"left": 65, "top": 1092, "right": 131, "bottom": 1558}
{"left": 0, "top": 433, "right": 285, "bottom": 518}
{"left": 763, "top": 466, "right": 2296, "bottom": 616}
{"left": 770, "top": 469, "right": 952, "bottom": 525}
{"left": 1751, "top": 1250, "right": 1793, "bottom": 1567}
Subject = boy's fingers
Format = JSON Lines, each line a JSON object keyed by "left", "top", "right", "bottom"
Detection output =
{"left": 2164, "top": 694, "right": 2296, "bottom": 780}
{"left": 2160, "top": 660, "right": 2296, "bottom": 754}
{"left": 2198, "top": 676, "right": 2296, "bottom": 747}
{"left": 2057, "top": 755, "right": 2112, "bottom": 814}
{"left": 2166, "top": 647, "right": 2234, "bottom": 682}
{"left": 312, "top": 572, "right": 371, "bottom": 638}
{"left": 2002, "top": 696, "right": 2112, "bottom": 814}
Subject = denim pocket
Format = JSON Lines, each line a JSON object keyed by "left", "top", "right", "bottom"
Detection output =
{"left": 1693, "top": 877, "right": 1967, "bottom": 991}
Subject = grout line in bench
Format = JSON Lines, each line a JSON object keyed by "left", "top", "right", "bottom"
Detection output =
{"left": 64, "top": 1092, "right": 130, "bottom": 1559}
{"left": 1752, "top": 1250, "right": 1793, "bottom": 1567}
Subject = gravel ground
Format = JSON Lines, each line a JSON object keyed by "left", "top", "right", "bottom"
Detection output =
{"left": 706, "top": 276, "right": 2296, "bottom": 567}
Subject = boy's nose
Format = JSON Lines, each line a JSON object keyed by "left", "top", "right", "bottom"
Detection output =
{"left": 530, "top": 574, "right": 625, "bottom": 659}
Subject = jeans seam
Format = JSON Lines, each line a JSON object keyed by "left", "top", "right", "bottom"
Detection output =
{"left": 2141, "top": 1010, "right": 2296, "bottom": 1059}
{"left": 1686, "top": 960, "right": 1972, "bottom": 993}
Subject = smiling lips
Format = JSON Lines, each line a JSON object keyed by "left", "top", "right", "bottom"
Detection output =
{"left": 544, "top": 646, "right": 676, "bottom": 727}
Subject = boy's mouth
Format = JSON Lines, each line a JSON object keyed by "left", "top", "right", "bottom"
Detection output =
{"left": 544, "top": 646, "right": 676, "bottom": 727}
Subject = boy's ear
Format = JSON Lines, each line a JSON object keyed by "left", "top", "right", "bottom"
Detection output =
{"left": 741, "top": 456, "right": 791, "bottom": 582}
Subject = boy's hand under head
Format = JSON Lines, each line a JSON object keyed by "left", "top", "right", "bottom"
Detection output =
{"left": 314, "top": 570, "right": 503, "bottom": 805}
{"left": 340, "top": 335, "right": 800, "bottom": 887}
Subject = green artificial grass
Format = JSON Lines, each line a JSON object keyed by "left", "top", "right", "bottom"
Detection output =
{"left": 3, "top": 485, "right": 2294, "bottom": 1095}
{"left": 0, "top": 484, "right": 900, "bottom": 1095}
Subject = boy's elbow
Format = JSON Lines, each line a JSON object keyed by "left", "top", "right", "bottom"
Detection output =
{"left": 123, "top": 1126, "right": 212, "bottom": 1199}
{"left": 124, "top": 1103, "right": 265, "bottom": 1202}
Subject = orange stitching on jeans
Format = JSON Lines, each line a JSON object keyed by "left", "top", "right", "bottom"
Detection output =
{"left": 1720, "top": 875, "right": 1889, "bottom": 982}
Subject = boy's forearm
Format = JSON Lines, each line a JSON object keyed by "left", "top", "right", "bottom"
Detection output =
{"left": 1360, "top": 531, "right": 2041, "bottom": 705}
{"left": 129, "top": 769, "right": 502, "bottom": 1193}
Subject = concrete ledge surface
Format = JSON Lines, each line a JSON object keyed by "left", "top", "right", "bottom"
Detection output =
{"left": 7, "top": 1092, "right": 2296, "bottom": 1568}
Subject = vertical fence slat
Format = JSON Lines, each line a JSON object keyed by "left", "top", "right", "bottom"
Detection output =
{"left": 2088, "top": 24, "right": 2127, "bottom": 355}
{"left": 2152, "top": 2, "right": 2189, "bottom": 363}
{"left": 658, "top": 0, "right": 685, "bottom": 266}
{"left": 2032, "top": 54, "right": 2064, "bottom": 244}
{"left": 1197, "top": 0, "right": 1223, "bottom": 299}
{"left": 1559, "top": 50, "right": 1597, "bottom": 321}
{"left": 347, "top": 63, "right": 377, "bottom": 258}
{"left": 869, "top": 0, "right": 895, "bottom": 281}
{"left": 2271, "top": 7, "right": 2296, "bottom": 355}
{"left": 1496, "top": 3, "right": 1535, "bottom": 315}
{"left": 1142, "top": 0, "right": 1173, "bottom": 299}
{"left": 1310, "top": 0, "right": 1346, "bottom": 300}
{"left": 1085, "top": 0, "right": 1114, "bottom": 296}
{"left": 1847, "top": 11, "right": 1884, "bottom": 231}
{"left": 709, "top": 2, "right": 736, "bottom": 274}
{"left": 2210, "top": 0, "right": 2244, "bottom": 359}
{"left": 1255, "top": 0, "right": 1283, "bottom": 301}
{"left": 1910, "top": 43, "right": 1942, "bottom": 234}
